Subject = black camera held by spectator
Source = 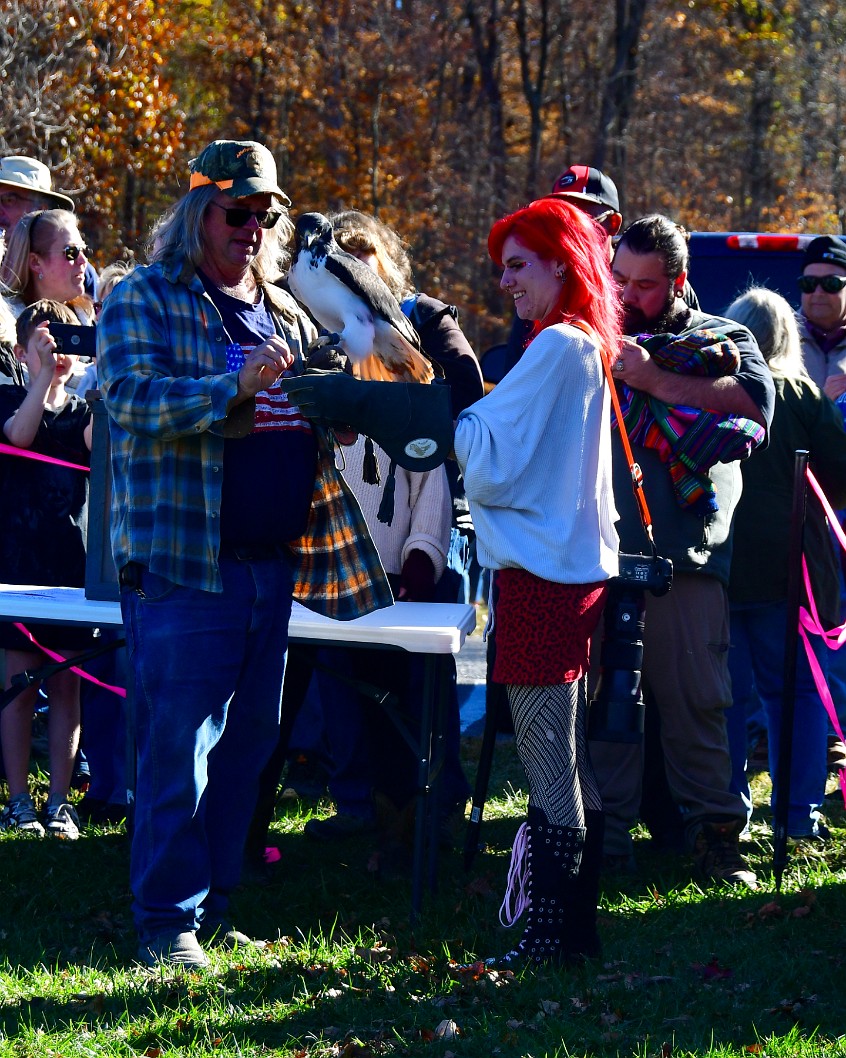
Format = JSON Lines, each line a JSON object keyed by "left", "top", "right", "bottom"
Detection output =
{"left": 50, "top": 322, "right": 96, "bottom": 358}
{"left": 588, "top": 553, "right": 673, "bottom": 743}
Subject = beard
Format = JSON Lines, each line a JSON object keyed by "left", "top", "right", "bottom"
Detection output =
{"left": 623, "top": 292, "right": 688, "bottom": 337}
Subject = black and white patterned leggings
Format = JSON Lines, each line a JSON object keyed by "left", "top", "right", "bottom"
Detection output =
{"left": 507, "top": 677, "right": 601, "bottom": 829}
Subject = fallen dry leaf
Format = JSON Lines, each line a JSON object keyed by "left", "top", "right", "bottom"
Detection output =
{"left": 354, "top": 944, "right": 395, "bottom": 965}
{"left": 540, "top": 999, "right": 560, "bottom": 1014}
{"left": 434, "top": 1019, "right": 461, "bottom": 1040}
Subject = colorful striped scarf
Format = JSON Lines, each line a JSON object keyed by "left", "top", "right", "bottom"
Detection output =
{"left": 614, "top": 329, "right": 766, "bottom": 515}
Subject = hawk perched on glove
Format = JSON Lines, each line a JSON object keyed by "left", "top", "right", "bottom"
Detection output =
{"left": 288, "top": 211, "right": 434, "bottom": 384}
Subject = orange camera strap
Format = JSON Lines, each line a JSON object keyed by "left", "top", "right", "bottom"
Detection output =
{"left": 570, "top": 319, "right": 656, "bottom": 554}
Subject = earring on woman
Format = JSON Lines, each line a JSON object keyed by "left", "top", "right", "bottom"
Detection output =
{"left": 556, "top": 269, "right": 566, "bottom": 282}
{"left": 38, "top": 273, "right": 44, "bottom": 280}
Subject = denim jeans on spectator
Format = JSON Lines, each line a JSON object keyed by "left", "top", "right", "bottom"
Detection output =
{"left": 121, "top": 557, "right": 293, "bottom": 943}
{"left": 80, "top": 628, "right": 129, "bottom": 806}
{"left": 726, "top": 600, "right": 828, "bottom": 837}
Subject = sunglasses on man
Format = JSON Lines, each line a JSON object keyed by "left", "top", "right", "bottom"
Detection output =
{"left": 209, "top": 202, "right": 281, "bottom": 229}
{"left": 797, "top": 274, "right": 846, "bottom": 294}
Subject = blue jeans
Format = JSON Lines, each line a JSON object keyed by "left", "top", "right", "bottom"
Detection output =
{"left": 726, "top": 601, "right": 828, "bottom": 837}
{"left": 122, "top": 557, "right": 293, "bottom": 943}
{"left": 80, "top": 629, "right": 128, "bottom": 805}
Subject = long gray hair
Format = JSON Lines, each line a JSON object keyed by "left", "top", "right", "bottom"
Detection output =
{"left": 724, "top": 287, "right": 807, "bottom": 379}
{"left": 147, "top": 185, "right": 294, "bottom": 281}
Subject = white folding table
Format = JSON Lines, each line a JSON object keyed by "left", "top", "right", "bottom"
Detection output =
{"left": 0, "top": 584, "right": 477, "bottom": 916}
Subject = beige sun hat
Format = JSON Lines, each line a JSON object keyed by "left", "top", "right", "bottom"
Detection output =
{"left": 0, "top": 156, "right": 75, "bottom": 211}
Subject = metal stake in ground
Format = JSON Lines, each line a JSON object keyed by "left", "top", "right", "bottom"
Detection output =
{"left": 773, "top": 449, "right": 809, "bottom": 892}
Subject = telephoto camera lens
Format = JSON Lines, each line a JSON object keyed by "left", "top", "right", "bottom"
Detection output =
{"left": 588, "top": 580, "right": 647, "bottom": 743}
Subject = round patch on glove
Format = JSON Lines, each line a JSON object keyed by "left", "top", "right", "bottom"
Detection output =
{"left": 404, "top": 437, "right": 439, "bottom": 460}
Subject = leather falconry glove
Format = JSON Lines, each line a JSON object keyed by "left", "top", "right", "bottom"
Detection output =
{"left": 282, "top": 373, "right": 454, "bottom": 473}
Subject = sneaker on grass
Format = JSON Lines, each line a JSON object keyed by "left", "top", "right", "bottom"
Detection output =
{"left": 138, "top": 930, "right": 209, "bottom": 970}
{"left": 44, "top": 799, "right": 80, "bottom": 841}
{"left": 196, "top": 921, "right": 266, "bottom": 950}
{"left": 0, "top": 794, "right": 45, "bottom": 837}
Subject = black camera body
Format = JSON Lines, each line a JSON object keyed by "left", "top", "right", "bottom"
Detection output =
{"left": 588, "top": 553, "right": 673, "bottom": 744}
{"left": 617, "top": 553, "right": 673, "bottom": 596}
{"left": 50, "top": 322, "right": 96, "bottom": 358}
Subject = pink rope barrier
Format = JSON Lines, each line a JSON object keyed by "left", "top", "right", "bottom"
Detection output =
{"left": 798, "top": 468, "right": 846, "bottom": 803}
{"left": 0, "top": 441, "right": 89, "bottom": 473}
{"left": 3, "top": 421, "right": 118, "bottom": 693}
{"left": 12, "top": 623, "right": 126, "bottom": 698}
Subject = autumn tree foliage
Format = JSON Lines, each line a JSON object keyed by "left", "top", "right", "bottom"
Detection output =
{"left": 2, "top": 0, "right": 845, "bottom": 349}
{"left": 1, "top": 0, "right": 186, "bottom": 257}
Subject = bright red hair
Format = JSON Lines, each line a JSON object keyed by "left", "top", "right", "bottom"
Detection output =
{"left": 488, "top": 197, "right": 622, "bottom": 361}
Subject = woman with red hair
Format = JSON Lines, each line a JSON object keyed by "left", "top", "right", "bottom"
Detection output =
{"left": 453, "top": 196, "right": 622, "bottom": 966}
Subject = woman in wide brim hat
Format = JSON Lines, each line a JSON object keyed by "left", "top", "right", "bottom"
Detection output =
{"left": 0, "top": 156, "right": 75, "bottom": 213}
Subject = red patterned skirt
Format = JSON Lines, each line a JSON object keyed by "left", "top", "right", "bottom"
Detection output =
{"left": 491, "top": 568, "right": 607, "bottom": 686}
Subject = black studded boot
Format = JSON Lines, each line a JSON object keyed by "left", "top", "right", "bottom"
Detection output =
{"left": 493, "top": 806, "right": 586, "bottom": 967}
{"left": 556, "top": 807, "right": 604, "bottom": 962}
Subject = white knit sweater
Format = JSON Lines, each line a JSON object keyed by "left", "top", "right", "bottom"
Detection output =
{"left": 338, "top": 436, "right": 451, "bottom": 579}
{"left": 454, "top": 322, "right": 619, "bottom": 584}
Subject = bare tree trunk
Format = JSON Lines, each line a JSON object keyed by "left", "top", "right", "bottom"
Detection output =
{"left": 593, "top": 0, "right": 649, "bottom": 210}
{"left": 513, "top": 0, "right": 550, "bottom": 199}
{"left": 465, "top": 0, "right": 508, "bottom": 217}
{"left": 371, "top": 82, "right": 383, "bottom": 214}
{"left": 740, "top": 62, "right": 776, "bottom": 229}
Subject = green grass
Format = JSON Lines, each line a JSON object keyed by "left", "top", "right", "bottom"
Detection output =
{"left": 2, "top": 744, "right": 846, "bottom": 1058}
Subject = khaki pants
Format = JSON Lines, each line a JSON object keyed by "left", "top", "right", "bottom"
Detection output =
{"left": 589, "top": 572, "right": 745, "bottom": 856}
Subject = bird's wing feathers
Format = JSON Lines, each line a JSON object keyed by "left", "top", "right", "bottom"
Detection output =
{"left": 372, "top": 319, "right": 434, "bottom": 383}
{"left": 323, "top": 253, "right": 421, "bottom": 350}
{"left": 289, "top": 213, "right": 434, "bottom": 383}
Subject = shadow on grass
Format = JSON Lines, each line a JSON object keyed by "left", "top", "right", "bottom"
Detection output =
{"left": 4, "top": 858, "right": 846, "bottom": 1058}
{"left": 4, "top": 742, "right": 846, "bottom": 1057}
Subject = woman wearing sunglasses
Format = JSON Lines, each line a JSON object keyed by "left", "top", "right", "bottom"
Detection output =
{"left": 0, "top": 209, "right": 94, "bottom": 323}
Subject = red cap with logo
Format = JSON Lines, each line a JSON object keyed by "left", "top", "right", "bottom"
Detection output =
{"left": 551, "top": 164, "right": 620, "bottom": 214}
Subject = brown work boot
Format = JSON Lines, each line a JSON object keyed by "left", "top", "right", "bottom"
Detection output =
{"left": 690, "top": 819, "right": 758, "bottom": 889}
{"left": 827, "top": 736, "right": 846, "bottom": 772}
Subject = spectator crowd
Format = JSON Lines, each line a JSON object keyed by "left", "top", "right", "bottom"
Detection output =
{"left": 1, "top": 144, "right": 846, "bottom": 969}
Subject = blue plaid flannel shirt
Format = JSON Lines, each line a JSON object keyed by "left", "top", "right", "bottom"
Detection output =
{"left": 97, "top": 254, "right": 391, "bottom": 616}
